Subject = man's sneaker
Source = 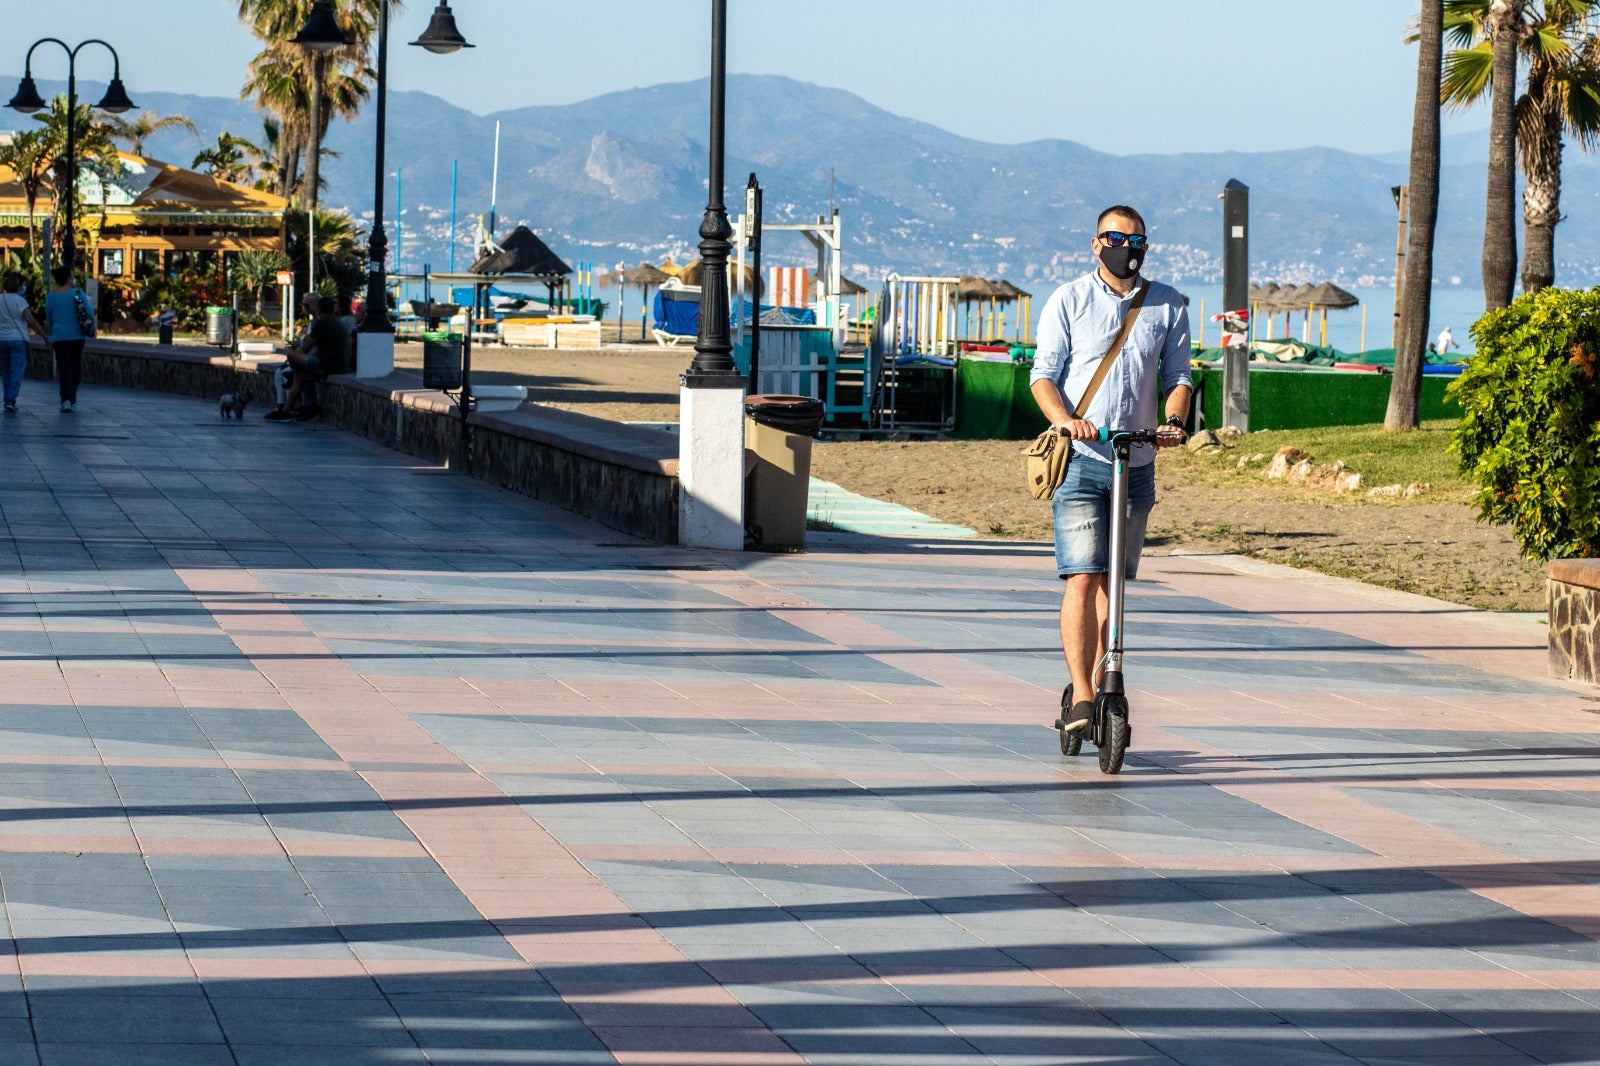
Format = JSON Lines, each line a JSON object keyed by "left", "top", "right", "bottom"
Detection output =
{"left": 3, "top": 401, "right": 15, "bottom": 413}
{"left": 264, "top": 409, "right": 295, "bottom": 422}
{"left": 1061, "top": 700, "right": 1093, "bottom": 733}
{"left": 60, "top": 401, "right": 71, "bottom": 413}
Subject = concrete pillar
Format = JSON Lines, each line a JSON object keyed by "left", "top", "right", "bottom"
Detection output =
{"left": 678, "top": 384, "right": 746, "bottom": 549}
{"left": 357, "top": 332, "right": 395, "bottom": 378}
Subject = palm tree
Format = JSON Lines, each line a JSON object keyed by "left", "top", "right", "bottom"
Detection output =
{"left": 0, "top": 130, "right": 51, "bottom": 255}
{"left": 193, "top": 134, "right": 253, "bottom": 184}
{"left": 104, "top": 110, "right": 200, "bottom": 158}
{"left": 1481, "top": 0, "right": 1528, "bottom": 310}
{"left": 233, "top": 249, "right": 292, "bottom": 315}
{"left": 237, "top": 1, "right": 396, "bottom": 210}
{"left": 31, "top": 95, "right": 123, "bottom": 258}
{"left": 240, "top": 117, "right": 284, "bottom": 191}
{"left": 1389, "top": 0, "right": 1447, "bottom": 431}
{"left": 1440, "top": 1, "right": 1600, "bottom": 293}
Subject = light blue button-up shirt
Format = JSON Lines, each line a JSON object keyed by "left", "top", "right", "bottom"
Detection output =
{"left": 1029, "top": 271, "right": 1193, "bottom": 467}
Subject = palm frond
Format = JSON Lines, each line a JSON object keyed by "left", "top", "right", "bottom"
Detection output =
{"left": 1442, "top": 41, "right": 1497, "bottom": 108}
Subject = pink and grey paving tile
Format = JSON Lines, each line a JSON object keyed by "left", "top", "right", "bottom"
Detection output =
{"left": 2, "top": 386, "right": 1599, "bottom": 1063}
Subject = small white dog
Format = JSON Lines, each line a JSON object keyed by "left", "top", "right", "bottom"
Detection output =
{"left": 219, "top": 389, "right": 253, "bottom": 420}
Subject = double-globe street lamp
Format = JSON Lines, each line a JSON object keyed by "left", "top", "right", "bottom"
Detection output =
{"left": 7, "top": 39, "right": 136, "bottom": 273}
{"left": 294, "top": 0, "right": 470, "bottom": 372}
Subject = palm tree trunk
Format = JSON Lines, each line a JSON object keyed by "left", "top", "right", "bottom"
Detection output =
{"left": 302, "top": 55, "right": 325, "bottom": 212}
{"left": 1481, "top": 0, "right": 1523, "bottom": 310}
{"left": 1388, "top": 0, "right": 1444, "bottom": 431}
{"left": 1520, "top": 88, "right": 1563, "bottom": 293}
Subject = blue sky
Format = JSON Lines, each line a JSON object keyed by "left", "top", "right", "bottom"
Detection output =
{"left": 9, "top": 1, "right": 1482, "bottom": 154}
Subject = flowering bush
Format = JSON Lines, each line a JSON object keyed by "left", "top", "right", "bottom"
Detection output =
{"left": 143, "top": 267, "right": 229, "bottom": 330}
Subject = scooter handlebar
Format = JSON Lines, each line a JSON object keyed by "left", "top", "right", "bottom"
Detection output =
{"left": 1095, "top": 427, "right": 1163, "bottom": 445}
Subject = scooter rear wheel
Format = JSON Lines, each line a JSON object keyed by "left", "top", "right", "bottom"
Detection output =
{"left": 1097, "top": 696, "right": 1129, "bottom": 775}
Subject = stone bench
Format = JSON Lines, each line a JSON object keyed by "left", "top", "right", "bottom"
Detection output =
{"left": 1549, "top": 559, "right": 1600, "bottom": 684}
{"left": 26, "top": 337, "right": 680, "bottom": 543}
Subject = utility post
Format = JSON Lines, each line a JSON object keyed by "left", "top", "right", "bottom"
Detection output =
{"left": 1391, "top": 184, "right": 1408, "bottom": 347}
{"left": 1221, "top": 179, "right": 1250, "bottom": 433}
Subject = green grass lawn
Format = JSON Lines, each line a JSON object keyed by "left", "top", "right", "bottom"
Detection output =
{"left": 1168, "top": 419, "right": 1471, "bottom": 499}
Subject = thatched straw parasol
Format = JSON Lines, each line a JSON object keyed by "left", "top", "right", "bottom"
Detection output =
{"left": 622, "top": 264, "right": 670, "bottom": 288}
{"left": 679, "top": 258, "right": 761, "bottom": 294}
{"left": 658, "top": 257, "right": 684, "bottom": 278}
{"left": 1248, "top": 282, "right": 1280, "bottom": 304}
{"left": 1307, "top": 282, "right": 1359, "bottom": 346}
{"left": 1307, "top": 282, "right": 1358, "bottom": 309}
{"left": 616, "top": 263, "right": 673, "bottom": 342}
{"left": 957, "top": 275, "right": 996, "bottom": 300}
{"left": 839, "top": 275, "right": 868, "bottom": 295}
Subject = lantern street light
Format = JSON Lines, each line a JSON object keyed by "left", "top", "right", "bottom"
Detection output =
{"left": 294, "top": 0, "right": 471, "bottom": 378}
{"left": 677, "top": 0, "right": 748, "bottom": 550}
{"left": 8, "top": 38, "right": 135, "bottom": 273}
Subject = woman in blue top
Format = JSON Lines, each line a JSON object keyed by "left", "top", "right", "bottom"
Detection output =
{"left": 44, "top": 265, "right": 91, "bottom": 413}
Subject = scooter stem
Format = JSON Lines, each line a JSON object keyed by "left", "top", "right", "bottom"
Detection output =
{"left": 1102, "top": 440, "right": 1131, "bottom": 690}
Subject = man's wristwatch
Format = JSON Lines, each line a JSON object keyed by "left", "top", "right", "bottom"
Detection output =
{"left": 1165, "top": 414, "right": 1186, "bottom": 429}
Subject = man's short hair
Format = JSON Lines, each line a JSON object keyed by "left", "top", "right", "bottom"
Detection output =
{"left": 1096, "top": 205, "right": 1146, "bottom": 233}
{"left": 317, "top": 296, "right": 336, "bottom": 315}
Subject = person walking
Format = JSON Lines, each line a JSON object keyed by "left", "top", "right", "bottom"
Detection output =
{"left": 1435, "top": 325, "right": 1457, "bottom": 356}
{"left": 44, "top": 265, "right": 93, "bottom": 413}
{"left": 0, "top": 273, "right": 49, "bottom": 413}
{"left": 1028, "top": 205, "right": 1193, "bottom": 735}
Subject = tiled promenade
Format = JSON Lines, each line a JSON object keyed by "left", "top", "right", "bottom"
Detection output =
{"left": 1, "top": 386, "right": 1597, "bottom": 1065}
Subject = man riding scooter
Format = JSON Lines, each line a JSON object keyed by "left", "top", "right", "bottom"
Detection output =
{"left": 1028, "top": 205, "right": 1193, "bottom": 768}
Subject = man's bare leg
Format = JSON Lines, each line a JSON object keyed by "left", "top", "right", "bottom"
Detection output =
{"left": 1060, "top": 573, "right": 1109, "bottom": 700}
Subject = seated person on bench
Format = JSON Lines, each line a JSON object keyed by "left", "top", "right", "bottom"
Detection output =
{"left": 265, "top": 296, "right": 351, "bottom": 422}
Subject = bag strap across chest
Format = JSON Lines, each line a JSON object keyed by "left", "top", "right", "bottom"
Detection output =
{"left": 1067, "top": 282, "right": 1151, "bottom": 419}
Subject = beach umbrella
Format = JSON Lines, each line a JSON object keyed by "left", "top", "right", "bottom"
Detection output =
{"left": 1307, "top": 282, "right": 1359, "bottom": 346}
{"left": 956, "top": 275, "right": 994, "bottom": 339}
{"left": 658, "top": 257, "right": 684, "bottom": 278}
{"left": 990, "top": 280, "right": 1028, "bottom": 341}
{"left": 679, "top": 257, "right": 761, "bottom": 295}
{"left": 839, "top": 275, "right": 868, "bottom": 295}
{"left": 1249, "top": 283, "right": 1280, "bottom": 340}
{"left": 1307, "top": 282, "right": 1358, "bottom": 309}
{"left": 994, "top": 280, "right": 1034, "bottom": 342}
{"left": 622, "top": 263, "right": 671, "bottom": 341}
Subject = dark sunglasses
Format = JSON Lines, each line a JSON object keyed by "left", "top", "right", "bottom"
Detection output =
{"left": 1098, "top": 231, "right": 1148, "bottom": 250}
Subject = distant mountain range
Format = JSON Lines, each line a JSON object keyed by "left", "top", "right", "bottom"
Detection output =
{"left": 12, "top": 73, "right": 1600, "bottom": 291}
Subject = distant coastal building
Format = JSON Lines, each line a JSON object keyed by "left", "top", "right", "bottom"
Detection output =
{"left": 0, "top": 147, "right": 287, "bottom": 279}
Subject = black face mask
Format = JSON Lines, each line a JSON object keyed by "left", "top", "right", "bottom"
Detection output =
{"left": 1098, "top": 242, "right": 1144, "bottom": 281}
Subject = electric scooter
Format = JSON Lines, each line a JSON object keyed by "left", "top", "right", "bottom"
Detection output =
{"left": 1055, "top": 426, "right": 1162, "bottom": 775}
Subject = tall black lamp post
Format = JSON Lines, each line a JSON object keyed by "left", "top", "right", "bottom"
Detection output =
{"left": 683, "top": 0, "right": 743, "bottom": 389}
{"left": 295, "top": 0, "right": 471, "bottom": 338}
{"left": 7, "top": 38, "right": 135, "bottom": 272}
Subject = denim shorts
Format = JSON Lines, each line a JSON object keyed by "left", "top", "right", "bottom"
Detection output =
{"left": 1051, "top": 455, "right": 1157, "bottom": 579}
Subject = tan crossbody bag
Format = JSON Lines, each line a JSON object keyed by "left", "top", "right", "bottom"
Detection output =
{"left": 1023, "top": 283, "right": 1150, "bottom": 501}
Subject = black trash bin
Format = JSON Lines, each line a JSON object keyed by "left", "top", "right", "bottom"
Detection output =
{"left": 744, "top": 394, "right": 825, "bottom": 549}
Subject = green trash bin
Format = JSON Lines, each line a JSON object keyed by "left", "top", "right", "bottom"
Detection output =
{"left": 422, "top": 331, "right": 463, "bottom": 390}
{"left": 204, "top": 306, "right": 234, "bottom": 348}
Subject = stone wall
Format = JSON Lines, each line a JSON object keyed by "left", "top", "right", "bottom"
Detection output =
{"left": 1548, "top": 560, "right": 1600, "bottom": 685}
{"left": 25, "top": 338, "right": 679, "bottom": 543}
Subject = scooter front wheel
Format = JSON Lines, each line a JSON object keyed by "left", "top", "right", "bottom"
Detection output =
{"left": 1097, "top": 696, "right": 1129, "bottom": 775}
